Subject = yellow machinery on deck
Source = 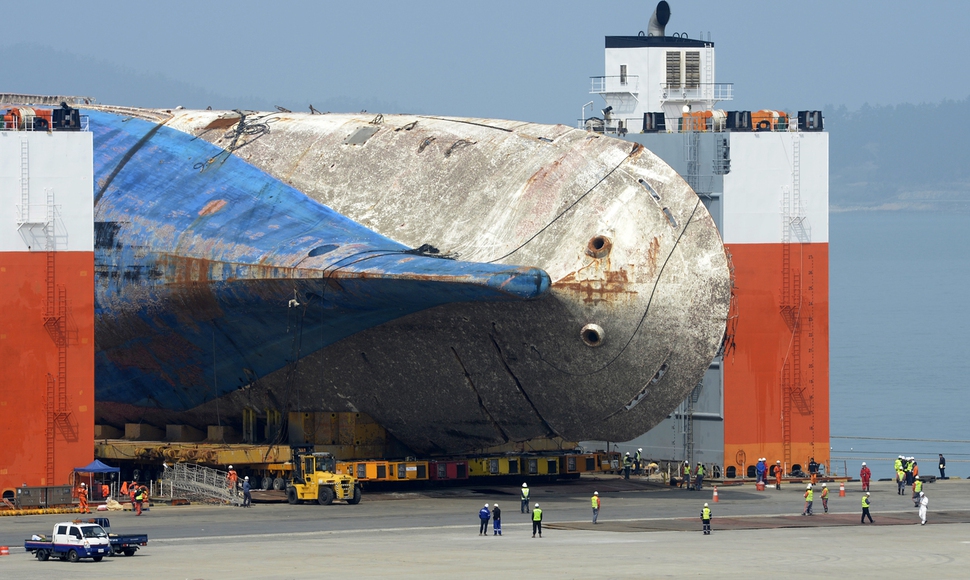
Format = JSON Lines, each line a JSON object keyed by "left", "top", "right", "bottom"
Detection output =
{"left": 286, "top": 446, "right": 362, "bottom": 506}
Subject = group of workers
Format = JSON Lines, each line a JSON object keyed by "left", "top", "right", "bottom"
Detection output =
{"left": 679, "top": 461, "right": 707, "bottom": 490}
{"left": 894, "top": 456, "right": 920, "bottom": 495}
{"left": 801, "top": 482, "right": 831, "bottom": 515}
{"left": 474, "top": 485, "right": 542, "bottom": 538}
{"left": 75, "top": 480, "right": 148, "bottom": 515}
{"left": 120, "top": 479, "right": 150, "bottom": 515}
{"left": 621, "top": 449, "right": 642, "bottom": 479}
{"left": 226, "top": 465, "right": 252, "bottom": 507}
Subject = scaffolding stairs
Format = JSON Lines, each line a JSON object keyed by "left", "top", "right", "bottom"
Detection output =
{"left": 161, "top": 462, "right": 241, "bottom": 505}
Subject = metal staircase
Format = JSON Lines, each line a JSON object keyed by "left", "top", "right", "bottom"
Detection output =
{"left": 161, "top": 463, "right": 241, "bottom": 505}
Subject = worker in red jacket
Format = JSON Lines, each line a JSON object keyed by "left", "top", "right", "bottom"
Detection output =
{"left": 860, "top": 462, "right": 871, "bottom": 492}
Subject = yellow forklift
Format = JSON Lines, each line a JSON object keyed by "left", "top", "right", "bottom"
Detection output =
{"left": 286, "top": 445, "right": 362, "bottom": 505}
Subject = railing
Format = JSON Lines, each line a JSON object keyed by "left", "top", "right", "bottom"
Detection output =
{"left": 0, "top": 114, "right": 89, "bottom": 132}
{"left": 160, "top": 462, "right": 241, "bottom": 505}
{"left": 582, "top": 113, "right": 817, "bottom": 135}
{"left": 590, "top": 75, "right": 640, "bottom": 95}
{"left": 660, "top": 83, "right": 733, "bottom": 102}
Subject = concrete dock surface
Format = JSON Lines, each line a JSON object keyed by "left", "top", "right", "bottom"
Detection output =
{"left": 1, "top": 477, "right": 969, "bottom": 578}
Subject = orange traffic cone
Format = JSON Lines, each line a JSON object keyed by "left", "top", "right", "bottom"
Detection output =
{"left": 712, "top": 486, "right": 719, "bottom": 503}
{"left": 839, "top": 482, "right": 845, "bottom": 497}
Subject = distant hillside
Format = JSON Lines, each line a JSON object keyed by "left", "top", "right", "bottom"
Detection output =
{"left": 0, "top": 43, "right": 406, "bottom": 116}
{"left": 825, "top": 98, "right": 970, "bottom": 211}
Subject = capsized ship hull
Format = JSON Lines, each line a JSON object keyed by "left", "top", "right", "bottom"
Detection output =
{"left": 86, "top": 105, "right": 731, "bottom": 454}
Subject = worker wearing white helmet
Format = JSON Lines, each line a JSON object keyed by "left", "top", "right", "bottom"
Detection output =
{"left": 918, "top": 491, "right": 928, "bottom": 525}
{"left": 821, "top": 483, "right": 829, "bottom": 513}
{"left": 701, "top": 502, "right": 712, "bottom": 534}
{"left": 479, "top": 503, "right": 491, "bottom": 536}
{"left": 77, "top": 482, "right": 90, "bottom": 514}
{"left": 492, "top": 502, "right": 502, "bottom": 536}
{"left": 532, "top": 503, "right": 542, "bottom": 538}
{"left": 861, "top": 491, "right": 873, "bottom": 523}
{"left": 860, "top": 461, "right": 872, "bottom": 492}
{"left": 520, "top": 483, "right": 530, "bottom": 513}
{"left": 802, "top": 484, "right": 814, "bottom": 516}
{"left": 913, "top": 475, "right": 924, "bottom": 507}
{"left": 623, "top": 452, "right": 632, "bottom": 479}
{"left": 242, "top": 475, "right": 252, "bottom": 508}
{"left": 591, "top": 491, "right": 601, "bottom": 524}
{"left": 226, "top": 465, "right": 238, "bottom": 490}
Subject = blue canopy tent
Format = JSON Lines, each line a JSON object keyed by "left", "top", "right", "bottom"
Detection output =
{"left": 73, "top": 460, "right": 121, "bottom": 500}
{"left": 74, "top": 460, "right": 120, "bottom": 474}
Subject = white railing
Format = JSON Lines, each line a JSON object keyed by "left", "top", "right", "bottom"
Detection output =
{"left": 160, "top": 462, "right": 241, "bottom": 505}
{"left": 590, "top": 75, "right": 640, "bottom": 95}
{"left": 660, "top": 83, "right": 733, "bottom": 103}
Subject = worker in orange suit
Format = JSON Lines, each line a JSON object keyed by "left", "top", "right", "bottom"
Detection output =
{"left": 774, "top": 461, "right": 783, "bottom": 490}
{"left": 227, "top": 465, "right": 238, "bottom": 490}
{"left": 101, "top": 483, "right": 110, "bottom": 500}
{"left": 78, "top": 483, "right": 90, "bottom": 513}
{"left": 134, "top": 485, "right": 146, "bottom": 516}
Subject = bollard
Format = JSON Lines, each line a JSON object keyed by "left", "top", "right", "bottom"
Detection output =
{"left": 0, "top": 546, "right": 9, "bottom": 556}
{"left": 712, "top": 486, "right": 719, "bottom": 503}
{"left": 839, "top": 482, "right": 845, "bottom": 497}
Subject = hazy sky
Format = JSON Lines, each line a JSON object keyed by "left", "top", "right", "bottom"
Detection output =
{"left": 4, "top": 0, "right": 969, "bottom": 125}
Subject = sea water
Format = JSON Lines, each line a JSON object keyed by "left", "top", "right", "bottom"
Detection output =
{"left": 830, "top": 210, "right": 970, "bottom": 479}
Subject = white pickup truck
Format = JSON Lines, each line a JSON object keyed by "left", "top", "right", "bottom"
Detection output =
{"left": 24, "top": 521, "right": 112, "bottom": 562}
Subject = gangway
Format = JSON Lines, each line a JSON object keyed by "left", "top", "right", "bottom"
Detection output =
{"left": 160, "top": 462, "right": 240, "bottom": 505}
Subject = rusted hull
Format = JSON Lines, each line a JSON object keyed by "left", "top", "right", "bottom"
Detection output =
{"left": 86, "top": 106, "right": 731, "bottom": 454}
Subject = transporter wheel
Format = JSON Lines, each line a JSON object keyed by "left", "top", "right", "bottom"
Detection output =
{"left": 273, "top": 477, "right": 286, "bottom": 491}
{"left": 347, "top": 486, "right": 362, "bottom": 505}
{"left": 286, "top": 487, "right": 299, "bottom": 505}
{"left": 261, "top": 476, "right": 273, "bottom": 490}
{"left": 67, "top": 549, "right": 80, "bottom": 563}
{"left": 317, "top": 486, "right": 335, "bottom": 506}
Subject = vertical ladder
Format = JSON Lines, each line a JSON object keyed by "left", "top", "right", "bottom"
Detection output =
{"left": 20, "top": 140, "right": 30, "bottom": 223}
{"left": 46, "top": 374, "right": 56, "bottom": 484}
{"left": 704, "top": 44, "right": 714, "bottom": 104}
{"left": 56, "top": 285, "right": 68, "bottom": 413}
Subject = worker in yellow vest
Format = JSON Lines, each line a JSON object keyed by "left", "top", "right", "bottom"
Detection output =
{"left": 820, "top": 483, "right": 829, "bottom": 513}
{"left": 802, "top": 484, "right": 814, "bottom": 516}
{"left": 695, "top": 463, "right": 705, "bottom": 490}
{"left": 520, "top": 483, "right": 530, "bottom": 513}
{"left": 912, "top": 476, "right": 923, "bottom": 507}
{"left": 531, "top": 503, "right": 542, "bottom": 538}
{"left": 896, "top": 467, "right": 906, "bottom": 495}
{"left": 861, "top": 492, "right": 873, "bottom": 523}
{"left": 682, "top": 461, "right": 691, "bottom": 489}
{"left": 591, "top": 491, "right": 600, "bottom": 524}
{"left": 700, "top": 502, "right": 712, "bottom": 534}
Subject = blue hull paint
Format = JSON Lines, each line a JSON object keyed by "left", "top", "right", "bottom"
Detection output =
{"left": 90, "top": 111, "right": 549, "bottom": 411}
